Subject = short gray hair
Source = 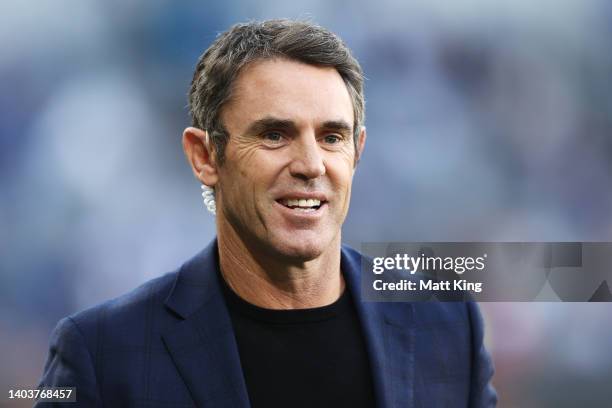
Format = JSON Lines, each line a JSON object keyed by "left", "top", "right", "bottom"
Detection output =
{"left": 188, "top": 19, "right": 365, "bottom": 164}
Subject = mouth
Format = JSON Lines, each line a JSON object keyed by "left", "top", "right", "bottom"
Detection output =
{"left": 277, "top": 198, "right": 326, "bottom": 213}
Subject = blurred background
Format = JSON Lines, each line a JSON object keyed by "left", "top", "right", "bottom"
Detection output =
{"left": 1, "top": 0, "right": 611, "bottom": 406}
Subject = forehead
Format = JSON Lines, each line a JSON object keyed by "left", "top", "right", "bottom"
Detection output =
{"left": 221, "top": 58, "right": 354, "bottom": 131}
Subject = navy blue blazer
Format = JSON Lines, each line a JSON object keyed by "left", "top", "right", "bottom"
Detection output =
{"left": 37, "top": 240, "right": 497, "bottom": 407}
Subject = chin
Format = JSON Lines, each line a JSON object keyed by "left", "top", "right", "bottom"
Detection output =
{"left": 268, "top": 233, "right": 330, "bottom": 262}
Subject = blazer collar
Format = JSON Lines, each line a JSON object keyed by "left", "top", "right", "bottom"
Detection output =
{"left": 164, "top": 239, "right": 221, "bottom": 319}
{"left": 162, "top": 239, "right": 251, "bottom": 407}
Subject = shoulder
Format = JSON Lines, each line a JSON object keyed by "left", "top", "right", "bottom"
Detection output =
{"left": 51, "top": 240, "right": 219, "bottom": 350}
{"left": 38, "top": 270, "right": 182, "bottom": 397}
{"left": 73, "top": 271, "right": 177, "bottom": 321}
{"left": 64, "top": 271, "right": 179, "bottom": 347}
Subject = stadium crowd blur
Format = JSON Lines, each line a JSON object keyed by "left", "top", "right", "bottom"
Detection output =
{"left": 1, "top": 0, "right": 611, "bottom": 406}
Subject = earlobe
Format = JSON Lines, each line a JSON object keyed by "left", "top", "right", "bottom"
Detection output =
{"left": 182, "top": 127, "right": 219, "bottom": 187}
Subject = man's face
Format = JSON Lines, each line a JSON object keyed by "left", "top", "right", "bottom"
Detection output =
{"left": 214, "top": 58, "right": 364, "bottom": 261}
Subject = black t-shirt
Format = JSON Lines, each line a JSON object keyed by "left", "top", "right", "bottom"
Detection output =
{"left": 221, "top": 277, "right": 377, "bottom": 408}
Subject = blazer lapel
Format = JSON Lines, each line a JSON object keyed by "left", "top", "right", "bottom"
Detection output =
{"left": 161, "top": 241, "right": 250, "bottom": 408}
{"left": 342, "top": 246, "right": 415, "bottom": 408}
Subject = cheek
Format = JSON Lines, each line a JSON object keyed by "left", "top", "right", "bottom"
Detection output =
{"left": 219, "top": 154, "right": 276, "bottom": 207}
{"left": 327, "top": 156, "right": 355, "bottom": 197}
{"left": 222, "top": 145, "right": 266, "bottom": 186}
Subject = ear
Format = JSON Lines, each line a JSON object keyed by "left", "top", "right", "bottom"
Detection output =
{"left": 182, "top": 127, "right": 219, "bottom": 187}
{"left": 355, "top": 126, "right": 367, "bottom": 165}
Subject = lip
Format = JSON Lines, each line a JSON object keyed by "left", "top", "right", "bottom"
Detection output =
{"left": 275, "top": 192, "right": 329, "bottom": 202}
{"left": 273, "top": 199, "right": 328, "bottom": 221}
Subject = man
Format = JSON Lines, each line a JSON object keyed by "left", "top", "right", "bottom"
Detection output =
{"left": 37, "top": 19, "right": 496, "bottom": 407}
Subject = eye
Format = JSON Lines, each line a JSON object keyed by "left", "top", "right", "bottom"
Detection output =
{"left": 323, "top": 134, "right": 342, "bottom": 144}
{"left": 262, "top": 131, "right": 285, "bottom": 145}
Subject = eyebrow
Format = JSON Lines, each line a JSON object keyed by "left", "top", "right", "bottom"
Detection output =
{"left": 244, "top": 117, "right": 298, "bottom": 136}
{"left": 244, "top": 116, "right": 353, "bottom": 136}
{"left": 320, "top": 120, "right": 353, "bottom": 136}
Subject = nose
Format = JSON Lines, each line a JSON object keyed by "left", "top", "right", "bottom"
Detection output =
{"left": 288, "top": 133, "right": 326, "bottom": 180}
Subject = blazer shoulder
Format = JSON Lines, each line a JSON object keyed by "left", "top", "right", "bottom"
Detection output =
{"left": 67, "top": 271, "right": 178, "bottom": 339}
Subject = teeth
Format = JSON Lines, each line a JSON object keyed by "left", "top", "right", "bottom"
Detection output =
{"left": 282, "top": 198, "right": 322, "bottom": 208}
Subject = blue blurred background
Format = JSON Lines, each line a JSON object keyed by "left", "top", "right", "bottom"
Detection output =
{"left": 2, "top": 0, "right": 612, "bottom": 406}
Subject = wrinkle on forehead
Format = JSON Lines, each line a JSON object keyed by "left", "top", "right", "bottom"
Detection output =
{"left": 221, "top": 58, "right": 354, "bottom": 136}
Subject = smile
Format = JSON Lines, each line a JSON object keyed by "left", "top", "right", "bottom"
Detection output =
{"left": 279, "top": 198, "right": 323, "bottom": 211}
{"left": 274, "top": 196, "right": 329, "bottom": 218}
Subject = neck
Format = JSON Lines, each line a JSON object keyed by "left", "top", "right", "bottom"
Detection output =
{"left": 216, "top": 216, "right": 344, "bottom": 310}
